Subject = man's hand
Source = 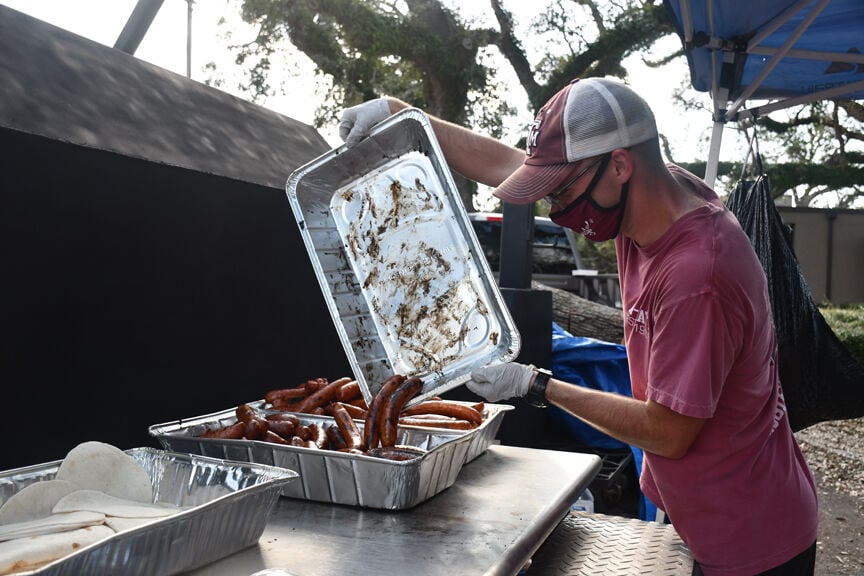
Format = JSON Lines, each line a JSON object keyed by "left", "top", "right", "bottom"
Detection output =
{"left": 466, "top": 363, "right": 535, "bottom": 402}
{"left": 338, "top": 98, "right": 392, "bottom": 147}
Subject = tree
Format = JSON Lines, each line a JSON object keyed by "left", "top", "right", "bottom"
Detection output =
{"left": 757, "top": 101, "right": 864, "bottom": 208}
{"left": 231, "top": 0, "right": 675, "bottom": 209}
{"left": 226, "top": 0, "right": 863, "bottom": 208}
{"left": 671, "top": 88, "right": 864, "bottom": 208}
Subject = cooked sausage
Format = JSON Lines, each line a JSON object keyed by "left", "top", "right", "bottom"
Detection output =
{"left": 307, "top": 423, "right": 328, "bottom": 449}
{"left": 264, "top": 386, "right": 307, "bottom": 406}
{"left": 236, "top": 403, "right": 259, "bottom": 423}
{"left": 400, "top": 400, "right": 483, "bottom": 425}
{"left": 380, "top": 377, "right": 423, "bottom": 447}
{"left": 325, "top": 424, "right": 349, "bottom": 451}
{"left": 346, "top": 397, "right": 369, "bottom": 409}
{"left": 338, "top": 402, "right": 368, "bottom": 420}
{"left": 267, "top": 419, "right": 297, "bottom": 440}
{"left": 262, "top": 430, "right": 290, "bottom": 445}
{"left": 326, "top": 402, "right": 363, "bottom": 449}
{"left": 295, "top": 377, "right": 353, "bottom": 413}
{"left": 243, "top": 418, "right": 268, "bottom": 440}
{"left": 270, "top": 397, "right": 304, "bottom": 411}
{"left": 397, "top": 416, "right": 477, "bottom": 430}
{"left": 362, "top": 374, "right": 407, "bottom": 450}
{"left": 304, "top": 377, "right": 329, "bottom": 395}
{"left": 266, "top": 413, "right": 301, "bottom": 425}
{"left": 199, "top": 421, "right": 245, "bottom": 439}
{"left": 336, "top": 380, "right": 361, "bottom": 402}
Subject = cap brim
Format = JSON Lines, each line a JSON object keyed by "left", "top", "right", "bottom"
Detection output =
{"left": 492, "top": 162, "right": 574, "bottom": 205}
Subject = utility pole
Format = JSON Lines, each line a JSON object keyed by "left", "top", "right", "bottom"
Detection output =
{"left": 186, "top": 0, "right": 194, "bottom": 78}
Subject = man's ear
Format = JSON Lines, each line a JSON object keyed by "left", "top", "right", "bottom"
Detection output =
{"left": 610, "top": 149, "right": 633, "bottom": 183}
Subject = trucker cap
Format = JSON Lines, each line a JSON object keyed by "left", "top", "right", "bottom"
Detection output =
{"left": 493, "top": 77, "right": 658, "bottom": 204}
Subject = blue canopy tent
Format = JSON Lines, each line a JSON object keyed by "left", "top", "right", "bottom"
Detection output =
{"left": 663, "top": 0, "right": 864, "bottom": 186}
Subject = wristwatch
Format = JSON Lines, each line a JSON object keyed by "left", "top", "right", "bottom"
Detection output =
{"left": 524, "top": 367, "right": 552, "bottom": 408}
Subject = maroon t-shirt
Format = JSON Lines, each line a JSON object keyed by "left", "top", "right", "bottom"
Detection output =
{"left": 616, "top": 165, "right": 818, "bottom": 575}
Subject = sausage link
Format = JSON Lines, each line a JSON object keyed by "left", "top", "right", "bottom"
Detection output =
{"left": 303, "top": 377, "right": 329, "bottom": 395}
{"left": 264, "top": 387, "right": 307, "bottom": 405}
{"left": 336, "top": 380, "right": 361, "bottom": 402}
{"left": 397, "top": 416, "right": 476, "bottom": 430}
{"left": 346, "top": 397, "right": 369, "bottom": 409}
{"left": 267, "top": 419, "right": 297, "bottom": 440}
{"left": 325, "top": 424, "right": 349, "bottom": 451}
{"left": 307, "top": 423, "right": 327, "bottom": 449}
{"left": 270, "top": 397, "right": 304, "bottom": 411}
{"left": 236, "top": 403, "right": 259, "bottom": 423}
{"left": 400, "top": 400, "right": 483, "bottom": 425}
{"left": 326, "top": 402, "right": 363, "bottom": 449}
{"left": 266, "top": 413, "right": 301, "bottom": 425}
{"left": 380, "top": 377, "right": 423, "bottom": 447}
{"left": 295, "top": 377, "right": 353, "bottom": 413}
{"left": 243, "top": 418, "right": 268, "bottom": 440}
{"left": 262, "top": 430, "right": 290, "bottom": 445}
{"left": 338, "top": 402, "right": 368, "bottom": 420}
{"left": 362, "top": 375, "right": 407, "bottom": 450}
{"left": 200, "top": 421, "right": 245, "bottom": 439}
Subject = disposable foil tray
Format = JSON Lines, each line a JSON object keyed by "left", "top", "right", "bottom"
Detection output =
{"left": 0, "top": 448, "right": 298, "bottom": 576}
{"left": 149, "top": 402, "right": 512, "bottom": 510}
{"left": 286, "top": 108, "right": 520, "bottom": 407}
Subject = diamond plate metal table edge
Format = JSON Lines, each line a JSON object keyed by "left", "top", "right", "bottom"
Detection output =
{"left": 526, "top": 511, "right": 693, "bottom": 575}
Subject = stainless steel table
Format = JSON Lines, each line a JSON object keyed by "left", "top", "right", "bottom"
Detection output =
{"left": 189, "top": 445, "right": 601, "bottom": 576}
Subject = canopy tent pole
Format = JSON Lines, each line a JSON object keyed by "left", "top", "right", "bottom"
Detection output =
{"left": 705, "top": 33, "right": 734, "bottom": 187}
{"left": 705, "top": 120, "right": 725, "bottom": 187}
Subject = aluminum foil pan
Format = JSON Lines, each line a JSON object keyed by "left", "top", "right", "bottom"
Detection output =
{"left": 149, "top": 402, "right": 512, "bottom": 510}
{"left": 286, "top": 108, "right": 520, "bottom": 407}
{"left": 0, "top": 448, "right": 298, "bottom": 576}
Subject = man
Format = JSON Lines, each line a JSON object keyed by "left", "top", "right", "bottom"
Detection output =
{"left": 339, "top": 78, "right": 818, "bottom": 576}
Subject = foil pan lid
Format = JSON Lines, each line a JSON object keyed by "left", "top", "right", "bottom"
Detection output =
{"left": 286, "top": 108, "right": 520, "bottom": 406}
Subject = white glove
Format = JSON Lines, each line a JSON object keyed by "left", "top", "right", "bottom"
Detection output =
{"left": 338, "top": 98, "right": 392, "bottom": 147}
{"left": 466, "top": 363, "right": 535, "bottom": 402}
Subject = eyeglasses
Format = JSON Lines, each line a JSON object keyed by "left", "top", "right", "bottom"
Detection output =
{"left": 542, "top": 156, "right": 606, "bottom": 208}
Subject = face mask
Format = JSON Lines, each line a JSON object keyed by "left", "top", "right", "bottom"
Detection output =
{"left": 550, "top": 157, "right": 629, "bottom": 242}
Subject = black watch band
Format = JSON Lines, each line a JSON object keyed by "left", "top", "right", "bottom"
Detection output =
{"left": 524, "top": 368, "right": 552, "bottom": 408}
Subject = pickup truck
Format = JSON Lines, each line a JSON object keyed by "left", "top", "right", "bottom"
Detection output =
{"left": 468, "top": 212, "right": 621, "bottom": 308}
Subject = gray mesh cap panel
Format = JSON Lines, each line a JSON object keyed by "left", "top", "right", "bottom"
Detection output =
{"left": 563, "top": 79, "right": 658, "bottom": 162}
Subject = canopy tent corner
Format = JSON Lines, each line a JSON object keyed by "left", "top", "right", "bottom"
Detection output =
{"left": 662, "top": 0, "right": 864, "bottom": 186}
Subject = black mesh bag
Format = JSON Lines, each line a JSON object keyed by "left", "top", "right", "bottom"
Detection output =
{"left": 726, "top": 174, "right": 864, "bottom": 431}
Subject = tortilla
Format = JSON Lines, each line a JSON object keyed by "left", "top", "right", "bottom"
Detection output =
{"left": 52, "top": 490, "right": 180, "bottom": 518}
{"left": 0, "top": 480, "right": 79, "bottom": 525}
{"left": 0, "top": 524, "right": 114, "bottom": 575}
{"left": 0, "top": 511, "right": 105, "bottom": 542}
{"left": 54, "top": 441, "right": 152, "bottom": 503}
{"left": 103, "top": 516, "right": 156, "bottom": 533}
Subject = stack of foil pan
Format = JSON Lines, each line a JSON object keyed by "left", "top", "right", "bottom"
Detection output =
{"left": 0, "top": 448, "right": 297, "bottom": 575}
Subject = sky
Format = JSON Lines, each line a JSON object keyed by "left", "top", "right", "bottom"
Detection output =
{"left": 0, "top": 0, "right": 742, "bottom": 171}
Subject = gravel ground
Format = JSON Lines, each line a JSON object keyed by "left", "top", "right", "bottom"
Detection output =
{"left": 794, "top": 416, "right": 864, "bottom": 575}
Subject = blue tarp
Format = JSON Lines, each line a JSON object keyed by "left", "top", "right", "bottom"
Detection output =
{"left": 663, "top": 0, "right": 864, "bottom": 105}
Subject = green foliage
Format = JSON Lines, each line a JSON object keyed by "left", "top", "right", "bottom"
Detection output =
{"left": 820, "top": 304, "right": 864, "bottom": 365}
